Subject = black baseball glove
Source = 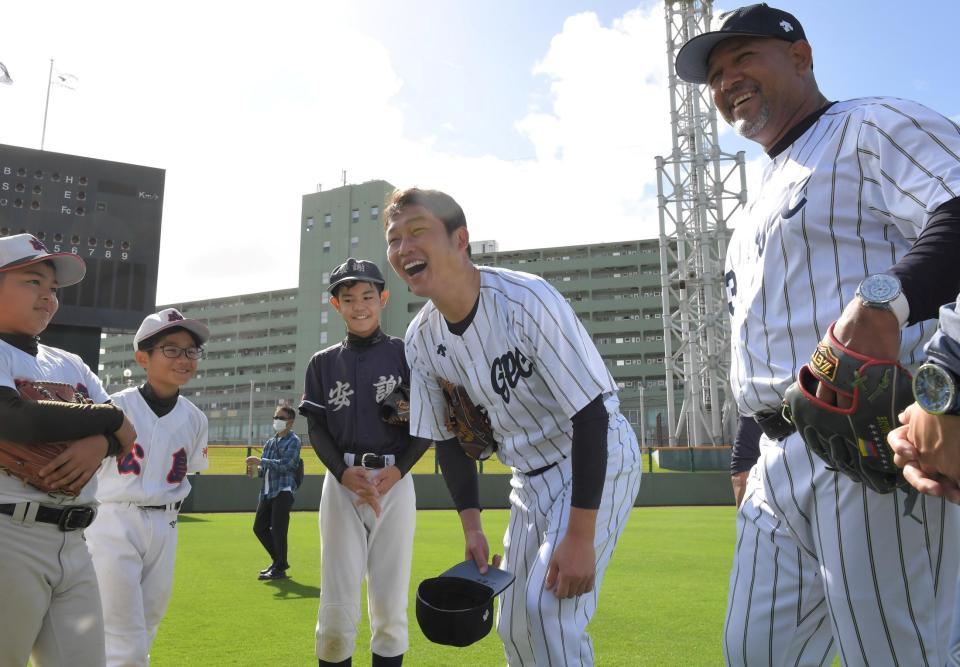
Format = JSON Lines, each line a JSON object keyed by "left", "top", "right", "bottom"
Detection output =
{"left": 783, "top": 323, "right": 912, "bottom": 494}
{"left": 379, "top": 383, "right": 410, "bottom": 425}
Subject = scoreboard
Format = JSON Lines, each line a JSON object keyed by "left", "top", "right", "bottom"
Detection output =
{"left": 0, "top": 144, "right": 164, "bottom": 330}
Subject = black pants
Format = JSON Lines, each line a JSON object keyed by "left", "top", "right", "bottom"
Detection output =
{"left": 253, "top": 490, "right": 294, "bottom": 570}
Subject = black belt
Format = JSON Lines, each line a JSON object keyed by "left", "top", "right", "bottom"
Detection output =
{"left": 524, "top": 461, "right": 559, "bottom": 477}
{"left": 142, "top": 501, "right": 182, "bottom": 511}
{"left": 0, "top": 502, "right": 96, "bottom": 531}
{"left": 753, "top": 408, "right": 797, "bottom": 441}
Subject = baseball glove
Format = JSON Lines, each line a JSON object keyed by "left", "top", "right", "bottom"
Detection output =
{"left": 438, "top": 378, "right": 497, "bottom": 461}
{"left": 379, "top": 383, "right": 410, "bottom": 425}
{"left": 782, "top": 323, "right": 911, "bottom": 494}
{"left": 0, "top": 381, "right": 91, "bottom": 496}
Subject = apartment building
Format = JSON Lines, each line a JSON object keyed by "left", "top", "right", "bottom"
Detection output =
{"left": 102, "top": 181, "right": 675, "bottom": 443}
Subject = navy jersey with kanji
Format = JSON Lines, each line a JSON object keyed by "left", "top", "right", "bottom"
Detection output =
{"left": 300, "top": 333, "right": 410, "bottom": 456}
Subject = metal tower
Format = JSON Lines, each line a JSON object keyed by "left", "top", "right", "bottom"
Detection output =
{"left": 656, "top": 0, "right": 747, "bottom": 446}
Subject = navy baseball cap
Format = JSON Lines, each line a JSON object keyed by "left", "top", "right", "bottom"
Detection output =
{"left": 328, "top": 257, "right": 385, "bottom": 295}
{"left": 675, "top": 3, "right": 806, "bottom": 84}
{"left": 416, "top": 560, "right": 515, "bottom": 647}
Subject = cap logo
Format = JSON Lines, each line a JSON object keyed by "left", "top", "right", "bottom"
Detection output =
{"left": 167, "top": 311, "right": 184, "bottom": 322}
{"left": 779, "top": 20, "right": 794, "bottom": 32}
{"left": 29, "top": 237, "right": 47, "bottom": 252}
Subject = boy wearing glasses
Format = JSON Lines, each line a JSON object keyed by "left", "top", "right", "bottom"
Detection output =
{"left": 87, "top": 307, "right": 210, "bottom": 667}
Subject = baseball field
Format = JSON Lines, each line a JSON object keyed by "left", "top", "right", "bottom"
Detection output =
{"left": 151, "top": 506, "right": 736, "bottom": 666}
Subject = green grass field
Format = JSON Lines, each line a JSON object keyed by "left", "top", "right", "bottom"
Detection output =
{"left": 152, "top": 507, "right": 735, "bottom": 666}
{"left": 206, "top": 445, "right": 672, "bottom": 476}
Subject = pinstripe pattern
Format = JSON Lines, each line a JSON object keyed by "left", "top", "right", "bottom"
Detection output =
{"left": 725, "top": 433, "right": 960, "bottom": 666}
{"left": 404, "top": 267, "right": 640, "bottom": 665}
{"left": 406, "top": 267, "right": 618, "bottom": 471}
{"left": 725, "top": 97, "right": 960, "bottom": 666}
{"left": 495, "top": 415, "right": 640, "bottom": 666}
{"left": 728, "top": 97, "right": 960, "bottom": 414}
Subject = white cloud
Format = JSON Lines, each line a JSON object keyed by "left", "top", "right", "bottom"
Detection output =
{"left": 1, "top": 1, "right": 754, "bottom": 303}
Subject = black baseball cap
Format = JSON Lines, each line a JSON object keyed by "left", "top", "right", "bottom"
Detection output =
{"left": 327, "top": 257, "right": 385, "bottom": 295}
{"left": 416, "top": 560, "right": 516, "bottom": 647}
{"left": 675, "top": 3, "right": 806, "bottom": 84}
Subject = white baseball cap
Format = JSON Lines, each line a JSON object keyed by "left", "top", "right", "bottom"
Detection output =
{"left": 133, "top": 308, "right": 210, "bottom": 351}
{"left": 0, "top": 233, "right": 86, "bottom": 286}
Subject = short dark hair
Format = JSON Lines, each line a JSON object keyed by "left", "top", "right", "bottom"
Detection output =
{"left": 331, "top": 279, "right": 385, "bottom": 299}
{"left": 384, "top": 188, "right": 467, "bottom": 235}
{"left": 137, "top": 326, "right": 204, "bottom": 352}
{"left": 275, "top": 406, "right": 295, "bottom": 421}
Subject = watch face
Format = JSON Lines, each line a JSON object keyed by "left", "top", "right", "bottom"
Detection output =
{"left": 914, "top": 364, "right": 957, "bottom": 415}
{"left": 859, "top": 274, "right": 900, "bottom": 303}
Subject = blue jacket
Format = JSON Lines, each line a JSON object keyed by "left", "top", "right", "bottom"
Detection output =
{"left": 258, "top": 431, "right": 301, "bottom": 500}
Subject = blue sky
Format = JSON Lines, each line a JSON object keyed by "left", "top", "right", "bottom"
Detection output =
{"left": 1, "top": 1, "right": 957, "bottom": 302}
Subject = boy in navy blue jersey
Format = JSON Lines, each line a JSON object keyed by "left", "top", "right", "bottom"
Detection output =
{"left": 299, "top": 258, "right": 429, "bottom": 667}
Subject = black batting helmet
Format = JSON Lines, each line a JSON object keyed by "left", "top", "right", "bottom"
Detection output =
{"left": 415, "top": 560, "right": 515, "bottom": 647}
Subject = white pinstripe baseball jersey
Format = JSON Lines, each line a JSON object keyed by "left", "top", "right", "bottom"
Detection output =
{"left": 0, "top": 339, "right": 109, "bottom": 506}
{"left": 722, "top": 96, "right": 960, "bottom": 666}
{"left": 94, "top": 387, "right": 208, "bottom": 505}
{"left": 405, "top": 266, "right": 619, "bottom": 471}
{"left": 727, "top": 97, "right": 960, "bottom": 415}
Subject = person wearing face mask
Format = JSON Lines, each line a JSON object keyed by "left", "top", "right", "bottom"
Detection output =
{"left": 248, "top": 406, "right": 301, "bottom": 580}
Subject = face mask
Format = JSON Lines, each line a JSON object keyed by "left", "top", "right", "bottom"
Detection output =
{"left": 272, "top": 419, "right": 288, "bottom": 432}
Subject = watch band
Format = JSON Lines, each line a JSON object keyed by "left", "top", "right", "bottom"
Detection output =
{"left": 887, "top": 291, "right": 910, "bottom": 329}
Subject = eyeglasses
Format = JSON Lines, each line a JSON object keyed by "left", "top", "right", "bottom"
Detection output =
{"left": 150, "top": 345, "right": 205, "bottom": 360}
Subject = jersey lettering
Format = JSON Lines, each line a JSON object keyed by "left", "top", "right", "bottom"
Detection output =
{"left": 373, "top": 374, "right": 401, "bottom": 403}
{"left": 780, "top": 175, "right": 810, "bottom": 219}
{"left": 725, "top": 270, "right": 738, "bottom": 315}
{"left": 166, "top": 447, "right": 188, "bottom": 483}
{"left": 490, "top": 348, "right": 534, "bottom": 404}
{"left": 328, "top": 380, "right": 354, "bottom": 411}
{"left": 117, "top": 443, "right": 145, "bottom": 475}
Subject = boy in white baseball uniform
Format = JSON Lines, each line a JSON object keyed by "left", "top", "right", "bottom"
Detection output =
{"left": 384, "top": 188, "right": 642, "bottom": 666}
{"left": 87, "top": 307, "right": 210, "bottom": 666}
{"left": 0, "top": 233, "right": 136, "bottom": 667}
{"left": 300, "top": 258, "right": 429, "bottom": 667}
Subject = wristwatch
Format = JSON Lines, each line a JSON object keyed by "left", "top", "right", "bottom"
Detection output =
{"left": 856, "top": 274, "right": 910, "bottom": 329}
{"left": 913, "top": 362, "right": 960, "bottom": 416}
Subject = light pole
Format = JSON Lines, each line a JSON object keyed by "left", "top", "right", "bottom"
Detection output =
{"left": 246, "top": 380, "right": 254, "bottom": 455}
{"left": 639, "top": 384, "right": 646, "bottom": 451}
{"left": 122, "top": 368, "right": 132, "bottom": 387}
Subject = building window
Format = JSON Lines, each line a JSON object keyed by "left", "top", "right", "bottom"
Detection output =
{"left": 322, "top": 293, "right": 329, "bottom": 304}
{"left": 351, "top": 209, "right": 359, "bottom": 221}
{"left": 370, "top": 205, "right": 379, "bottom": 218}
{"left": 321, "top": 311, "right": 328, "bottom": 324}
{"left": 320, "top": 332, "right": 328, "bottom": 344}
{"left": 322, "top": 241, "right": 331, "bottom": 253}
{"left": 350, "top": 236, "right": 359, "bottom": 246}
{"left": 322, "top": 271, "right": 329, "bottom": 283}
{"left": 324, "top": 213, "right": 332, "bottom": 227}
{"left": 305, "top": 217, "right": 315, "bottom": 232}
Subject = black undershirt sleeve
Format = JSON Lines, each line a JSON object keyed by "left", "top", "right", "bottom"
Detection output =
{"left": 394, "top": 436, "right": 431, "bottom": 477}
{"left": 305, "top": 412, "right": 348, "bottom": 483}
{"left": 0, "top": 386, "right": 125, "bottom": 444}
{"left": 435, "top": 437, "right": 480, "bottom": 511}
{"left": 888, "top": 197, "right": 960, "bottom": 325}
{"left": 730, "top": 415, "right": 763, "bottom": 475}
{"left": 570, "top": 395, "right": 608, "bottom": 510}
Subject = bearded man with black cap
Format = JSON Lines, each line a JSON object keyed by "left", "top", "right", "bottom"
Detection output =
{"left": 676, "top": 4, "right": 960, "bottom": 665}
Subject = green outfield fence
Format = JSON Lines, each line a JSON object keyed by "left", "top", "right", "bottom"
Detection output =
{"left": 183, "top": 442, "right": 735, "bottom": 512}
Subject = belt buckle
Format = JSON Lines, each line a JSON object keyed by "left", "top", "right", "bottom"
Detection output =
{"left": 361, "top": 453, "right": 383, "bottom": 469}
{"left": 58, "top": 506, "right": 95, "bottom": 532}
